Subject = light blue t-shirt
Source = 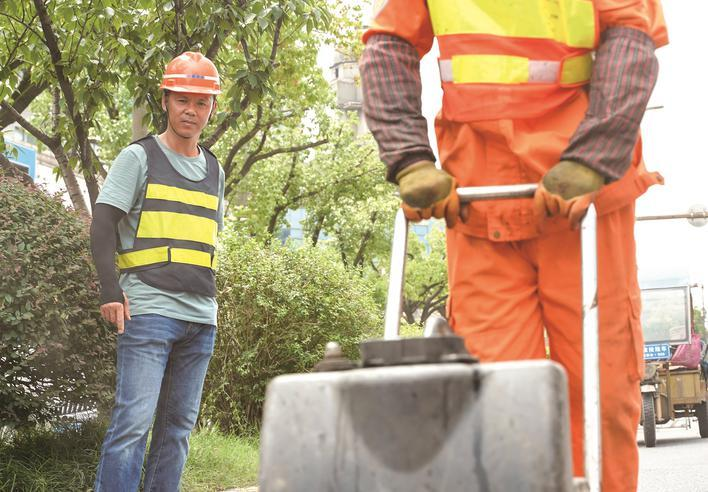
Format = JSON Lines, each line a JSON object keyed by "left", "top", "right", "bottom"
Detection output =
{"left": 96, "top": 136, "right": 225, "bottom": 326}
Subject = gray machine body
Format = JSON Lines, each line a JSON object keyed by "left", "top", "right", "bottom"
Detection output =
{"left": 259, "top": 359, "right": 573, "bottom": 492}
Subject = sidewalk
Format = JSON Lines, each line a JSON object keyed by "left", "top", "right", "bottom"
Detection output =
{"left": 222, "top": 488, "right": 257, "bottom": 492}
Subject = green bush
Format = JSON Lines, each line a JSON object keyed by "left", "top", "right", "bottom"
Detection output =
{"left": 0, "top": 177, "right": 115, "bottom": 426}
{"left": 201, "top": 233, "right": 381, "bottom": 434}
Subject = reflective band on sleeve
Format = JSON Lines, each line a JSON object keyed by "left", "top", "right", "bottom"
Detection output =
{"left": 117, "top": 246, "right": 169, "bottom": 270}
{"left": 560, "top": 53, "right": 593, "bottom": 85}
{"left": 146, "top": 183, "right": 219, "bottom": 210}
{"left": 170, "top": 248, "right": 213, "bottom": 268}
{"left": 440, "top": 53, "right": 591, "bottom": 86}
{"left": 211, "top": 254, "right": 218, "bottom": 270}
{"left": 137, "top": 211, "right": 218, "bottom": 246}
{"left": 428, "top": 0, "right": 596, "bottom": 49}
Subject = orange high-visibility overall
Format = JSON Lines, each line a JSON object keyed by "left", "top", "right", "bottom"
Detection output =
{"left": 365, "top": 1, "right": 668, "bottom": 490}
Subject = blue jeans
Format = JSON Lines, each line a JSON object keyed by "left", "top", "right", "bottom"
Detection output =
{"left": 94, "top": 314, "right": 216, "bottom": 492}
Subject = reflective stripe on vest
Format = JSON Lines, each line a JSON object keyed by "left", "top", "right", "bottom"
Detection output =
{"left": 145, "top": 183, "right": 219, "bottom": 210}
{"left": 136, "top": 210, "right": 217, "bottom": 246}
{"left": 117, "top": 246, "right": 216, "bottom": 270}
{"left": 428, "top": 0, "right": 596, "bottom": 49}
{"left": 438, "top": 53, "right": 593, "bottom": 86}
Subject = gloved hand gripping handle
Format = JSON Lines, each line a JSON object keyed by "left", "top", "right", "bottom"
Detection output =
{"left": 383, "top": 183, "right": 602, "bottom": 492}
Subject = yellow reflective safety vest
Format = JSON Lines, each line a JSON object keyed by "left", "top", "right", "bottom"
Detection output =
{"left": 116, "top": 136, "right": 220, "bottom": 297}
{"left": 426, "top": 0, "right": 598, "bottom": 120}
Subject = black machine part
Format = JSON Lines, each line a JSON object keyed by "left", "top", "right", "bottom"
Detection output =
{"left": 360, "top": 335, "right": 477, "bottom": 366}
{"left": 314, "top": 316, "right": 477, "bottom": 371}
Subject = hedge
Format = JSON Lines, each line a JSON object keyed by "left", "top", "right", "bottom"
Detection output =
{"left": 201, "top": 233, "right": 381, "bottom": 434}
{"left": 0, "top": 177, "right": 115, "bottom": 426}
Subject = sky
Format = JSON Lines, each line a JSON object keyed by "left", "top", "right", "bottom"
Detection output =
{"left": 413, "top": 1, "right": 708, "bottom": 305}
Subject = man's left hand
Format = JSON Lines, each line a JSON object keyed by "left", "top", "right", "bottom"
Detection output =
{"left": 534, "top": 160, "right": 605, "bottom": 229}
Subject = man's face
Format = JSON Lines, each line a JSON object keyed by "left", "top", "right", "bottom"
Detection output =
{"left": 163, "top": 92, "right": 214, "bottom": 139}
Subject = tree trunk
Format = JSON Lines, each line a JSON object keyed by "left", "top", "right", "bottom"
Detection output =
{"left": 132, "top": 103, "right": 149, "bottom": 141}
{"left": 55, "top": 152, "right": 89, "bottom": 215}
{"left": 51, "top": 90, "right": 89, "bottom": 215}
{"left": 310, "top": 213, "right": 325, "bottom": 246}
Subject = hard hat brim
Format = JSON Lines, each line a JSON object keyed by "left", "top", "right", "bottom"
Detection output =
{"left": 159, "top": 84, "right": 221, "bottom": 95}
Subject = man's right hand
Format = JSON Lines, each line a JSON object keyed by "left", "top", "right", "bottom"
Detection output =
{"left": 100, "top": 292, "right": 131, "bottom": 334}
{"left": 396, "top": 160, "right": 460, "bottom": 228}
{"left": 534, "top": 160, "right": 605, "bottom": 229}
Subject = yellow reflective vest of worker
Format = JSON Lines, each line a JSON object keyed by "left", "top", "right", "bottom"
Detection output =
{"left": 116, "top": 136, "right": 219, "bottom": 297}
{"left": 426, "top": 0, "right": 598, "bottom": 121}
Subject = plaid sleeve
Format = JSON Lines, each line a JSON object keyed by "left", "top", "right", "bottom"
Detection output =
{"left": 561, "top": 27, "right": 659, "bottom": 181}
{"left": 360, "top": 34, "right": 436, "bottom": 183}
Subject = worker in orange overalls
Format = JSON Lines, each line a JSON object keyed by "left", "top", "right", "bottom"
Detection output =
{"left": 360, "top": 1, "right": 668, "bottom": 490}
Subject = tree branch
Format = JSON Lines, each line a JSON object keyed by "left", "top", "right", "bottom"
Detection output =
{"left": 0, "top": 68, "right": 48, "bottom": 129}
{"left": 205, "top": 0, "right": 233, "bottom": 59}
{"left": 202, "top": 111, "right": 240, "bottom": 149}
{"left": 269, "top": 14, "right": 284, "bottom": 65}
{"left": 265, "top": 153, "right": 299, "bottom": 239}
{"left": 0, "top": 11, "right": 44, "bottom": 42}
{"left": 353, "top": 211, "right": 378, "bottom": 268}
{"left": 174, "top": 0, "right": 187, "bottom": 53}
{"left": 237, "top": 138, "right": 328, "bottom": 181}
{"left": 52, "top": 88, "right": 89, "bottom": 215}
{"left": 1, "top": 100, "right": 56, "bottom": 148}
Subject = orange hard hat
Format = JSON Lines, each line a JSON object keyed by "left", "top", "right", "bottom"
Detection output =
{"left": 159, "top": 51, "right": 221, "bottom": 95}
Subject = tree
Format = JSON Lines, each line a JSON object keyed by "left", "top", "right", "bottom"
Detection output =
{"left": 1, "top": 0, "right": 331, "bottom": 212}
{"left": 402, "top": 227, "right": 449, "bottom": 326}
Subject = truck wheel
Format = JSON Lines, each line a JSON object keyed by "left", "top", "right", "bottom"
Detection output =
{"left": 697, "top": 401, "right": 708, "bottom": 438}
{"left": 642, "top": 393, "right": 657, "bottom": 447}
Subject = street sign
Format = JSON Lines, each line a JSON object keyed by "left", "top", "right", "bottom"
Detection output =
{"left": 644, "top": 343, "right": 671, "bottom": 360}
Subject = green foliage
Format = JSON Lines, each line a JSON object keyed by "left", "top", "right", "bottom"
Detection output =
{"left": 202, "top": 231, "right": 381, "bottom": 434}
{"left": 182, "top": 427, "right": 259, "bottom": 490}
{"left": 0, "top": 178, "right": 115, "bottom": 426}
{"left": 322, "top": 1, "right": 367, "bottom": 59}
{"left": 0, "top": 421, "right": 259, "bottom": 491}
{"left": 0, "top": 420, "right": 105, "bottom": 492}
{"left": 231, "top": 112, "right": 399, "bottom": 272}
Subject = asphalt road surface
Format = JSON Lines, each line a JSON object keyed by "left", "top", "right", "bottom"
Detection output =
{"left": 637, "top": 418, "right": 708, "bottom": 492}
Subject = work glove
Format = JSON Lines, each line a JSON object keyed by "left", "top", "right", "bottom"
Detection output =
{"left": 396, "top": 160, "right": 460, "bottom": 228}
{"left": 534, "top": 160, "right": 605, "bottom": 229}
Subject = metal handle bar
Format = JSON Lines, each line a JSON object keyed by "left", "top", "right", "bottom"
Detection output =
{"left": 456, "top": 183, "right": 539, "bottom": 202}
{"left": 637, "top": 212, "right": 708, "bottom": 221}
{"left": 383, "top": 183, "right": 601, "bottom": 492}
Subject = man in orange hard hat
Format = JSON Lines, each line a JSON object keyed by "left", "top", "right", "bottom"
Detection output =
{"left": 361, "top": 1, "right": 667, "bottom": 490}
{"left": 91, "top": 52, "right": 225, "bottom": 491}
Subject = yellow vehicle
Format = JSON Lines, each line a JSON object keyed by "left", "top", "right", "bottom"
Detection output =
{"left": 639, "top": 284, "right": 708, "bottom": 447}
